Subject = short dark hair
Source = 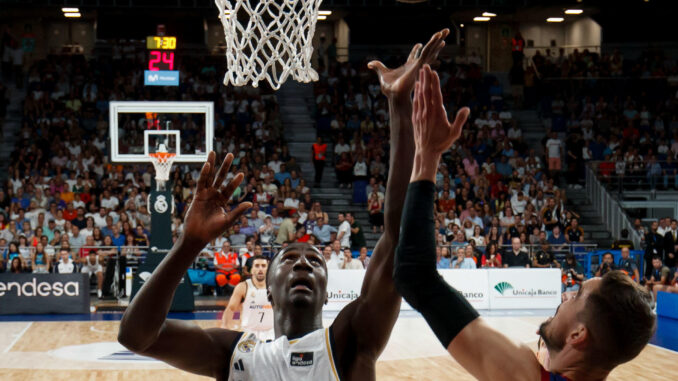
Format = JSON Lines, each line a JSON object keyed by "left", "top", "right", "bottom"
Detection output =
{"left": 620, "top": 229, "right": 629, "bottom": 238}
{"left": 578, "top": 271, "right": 655, "bottom": 370}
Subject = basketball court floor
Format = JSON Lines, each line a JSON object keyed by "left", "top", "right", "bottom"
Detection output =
{"left": 0, "top": 309, "right": 676, "bottom": 380}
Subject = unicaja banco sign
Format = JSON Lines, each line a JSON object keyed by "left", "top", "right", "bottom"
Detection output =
{"left": 493, "top": 281, "right": 558, "bottom": 297}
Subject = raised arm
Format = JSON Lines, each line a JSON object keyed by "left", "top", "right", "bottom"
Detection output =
{"left": 331, "top": 29, "right": 449, "bottom": 363}
{"left": 394, "top": 66, "right": 540, "bottom": 381}
{"left": 118, "top": 152, "right": 251, "bottom": 379}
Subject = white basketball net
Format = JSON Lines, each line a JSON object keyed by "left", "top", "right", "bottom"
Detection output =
{"left": 214, "top": 0, "right": 322, "bottom": 90}
{"left": 150, "top": 152, "right": 176, "bottom": 183}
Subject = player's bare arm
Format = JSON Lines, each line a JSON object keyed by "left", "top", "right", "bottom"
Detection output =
{"left": 221, "top": 281, "right": 246, "bottom": 329}
{"left": 394, "top": 65, "right": 541, "bottom": 381}
{"left": 118, "top": 152, "right": 252, "bottom": 380}
{"left": 330, "top": 29, "right": 449, "bottom": 378}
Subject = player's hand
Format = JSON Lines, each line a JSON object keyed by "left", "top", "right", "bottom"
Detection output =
{"left": 367, "top": 29, "right": 448, "bottom": 98}
{"left": 412, "top": 65, "right": 469, "bottom": 156}
{"left": 183, "top": 152, "right": 252, "bottom": 246}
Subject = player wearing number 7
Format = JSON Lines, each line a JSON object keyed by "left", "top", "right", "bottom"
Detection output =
{"left": 220, "top": 255, "right": 275, "bottom": 342}
{"left": 394, "top": 65, "right": 656, "bottom": 381}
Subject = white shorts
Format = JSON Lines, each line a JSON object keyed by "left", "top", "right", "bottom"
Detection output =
{"left": 82, "top": 264, "right": 103, "bottom": 274}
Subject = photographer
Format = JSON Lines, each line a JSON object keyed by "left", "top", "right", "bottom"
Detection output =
{"left": 595, "top": 252, "right": 616, "bottom": 277}
{"left": 561, "top": 253, "right": 585, "bottom": 295}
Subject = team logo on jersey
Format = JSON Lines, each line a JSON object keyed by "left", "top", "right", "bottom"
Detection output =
{"left": 237, "top": 339, "right": 257, "bottom": 353}
{"left": 290, "top": 352, "right": 314, "bottom": 367}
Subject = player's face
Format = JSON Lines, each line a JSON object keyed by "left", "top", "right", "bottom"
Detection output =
{"left": 538, "top": 278, "right": 600, "bottom": 371}
{"left": 252, "top": 259, "right": 268, "bottom": 282}
{"left": 268, "top": 243, "right": 328, "bottom": 311}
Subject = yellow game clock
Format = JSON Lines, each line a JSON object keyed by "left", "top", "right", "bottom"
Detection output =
{"left": 146, "top": 36, "right": 177, "bottom": 50}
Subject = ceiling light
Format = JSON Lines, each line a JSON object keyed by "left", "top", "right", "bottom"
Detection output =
{"left": 547, "top": 17, "right": 564, "bottom": 22}
{"left": 565, "top": 9, "right": 583, "bottom": 14}
{"left": 317, "top": 15, "right": 327, "bottom": 20}
{"left": 460, "top": 23, "right": 464, "bottom": 28}
{"left": 61, "top": 7, "right": 79, "bottom": 12}
{"left": 474, "top": 16, "right": 491, "bottom": 22}
{"left": 64, "top": 12, "right": 81, "bottom": 17}
{"left": 318, "top": 10, "right": 332, "bottom": 15}
{"left": 482, "top": 12, "right": 496, "bottom": 17}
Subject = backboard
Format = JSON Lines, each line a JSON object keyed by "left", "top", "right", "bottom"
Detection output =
{"left": 109, "top": 101, "right": 214, "bottom": 163}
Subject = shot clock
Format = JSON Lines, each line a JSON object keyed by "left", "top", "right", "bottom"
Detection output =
{"left": 144, "top": 35, "right": 179, "bottom": 86}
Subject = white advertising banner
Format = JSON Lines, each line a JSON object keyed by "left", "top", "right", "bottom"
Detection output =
{"left": 439, "top": 270, "right": 490, "bottom": 310}
{"left": 487, "top": 269, "right": 562, "bottom": 309}
{"left": 324, "top": 270, "right": 365, "bottom": 311}
{"left": 324, "top": 269, "right": 491, "bottom": 311}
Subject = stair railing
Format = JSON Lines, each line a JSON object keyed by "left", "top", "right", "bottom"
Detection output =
{"left": 585, "top": 164, "right": 642, "bottom": 249}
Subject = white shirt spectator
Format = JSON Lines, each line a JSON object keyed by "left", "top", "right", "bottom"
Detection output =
{"left": 546, "top": 138, "right": 563, "bottom": 159}
{"left": 334, "top": 143, "right": 350, "bottom": 156}
{"left": 330, "top": 251, "right": 345, "bottom": 267}
{"left": 284, "top": 198, "right": 300, "bottom": 209}
{"left": 342, "top": 257, "right": 364, "bottom": 269}
{"left": 353, "top": 161, "right": 368, "bottom": 177}
{"left": 338, "top": 220, "right": 351, "bottom": 248}
{"left": 267, "top": 160, "right": 282, "bottom": 173}
{"left": 507, "top": 126, "right": 522, "bottom": 139}
{"left": 101, "top": 196, "right": 120, "bottom": 210}
{"left": 58, "top": 259, "right": 75, "bottom": 274}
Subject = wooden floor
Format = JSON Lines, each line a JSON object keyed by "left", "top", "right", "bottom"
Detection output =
{"left": 0, "top": 314, "right": 675, "bottom": 380}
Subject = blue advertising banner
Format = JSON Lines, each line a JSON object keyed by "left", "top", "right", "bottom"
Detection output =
{"left": 144, "top": 70, "right": 179, "bottom": 86}
{"left": 0, "top": 273, "right": 90, "bottom": 314}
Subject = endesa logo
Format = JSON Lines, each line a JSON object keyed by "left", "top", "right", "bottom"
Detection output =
{"left": 0, "top": 278, "right": 80, "bottom": 297}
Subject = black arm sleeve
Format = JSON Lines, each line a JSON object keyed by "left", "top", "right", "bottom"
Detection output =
{"left": 393, "top": 181, "right": 479, "bottom": 348}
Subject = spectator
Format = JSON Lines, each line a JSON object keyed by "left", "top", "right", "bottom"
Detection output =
{"left": 55, "top": 248, "right": 76, "bottom": 274}
{"left": 547, "top": 225, "right": 567, "bottom": 252}
{"left": 644, "top": 221, "right": 664, "bottom": 278}
{"left": 258, "top": 216, "right": 276, "bottom": 245}
{"left": 347, "top": 212, "right": 366, "bottom": 251}
{"left": 323, "top": 246, "right": 339, "bottom": 270}
{"left": 533, "top": 241, "right": 559, "bottom": 268}
{"left": 564, "top": 218, "right": 584, "bottom": 244}
{"left": 81, "top": 240, "right": 104, "bottom": 298}
{"left": 503, "top": 237, "right": 530, "bottom": 268}
{"left": 481, "top": 243, "right": 502, "bottom": 268}
{"left": 357, "top": 247, "right": 370, "bottom": 269}
{"left": 595, "top": 252, "right": 616, "bottom": 277}
{"left": 341, "top": 248, "right": 363, "bottom": 269}
{"left": 229, "top": 224, "right": 247, "bottom": 247}
{"left": 436, "top": 247, "right": 451, "bottom": 269}
{"left": 367, "top": 192, "right": 384, "bottom": 233}
{"left": 336, "top": 213, "right": 351, "bottom": 249}
{"left": 274, "top": 212, "right": 298, "bottom": 246}
{"left": 312, "top": 218, "right": 336, "bottom": 245}
{"left": 452, "top": 246, "right": 476, "bottom": 269}
{"left": 8, "top": 256, "right": 26, "bottom": 273}
{"left": 329, "top": 240, "right": 344, "bottom": 268}
{"left": 664, "top": 219, "right": 678, "bottom": 269}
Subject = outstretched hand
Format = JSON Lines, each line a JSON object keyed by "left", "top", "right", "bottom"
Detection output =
{"left": 368, "top": 29, "right": 449, "bottom": 98}
{"left": 412, "top": 65, "right": 470, "bottom": 157}
{"left": 182, "top": 152, "right": 252, "bottom": 246}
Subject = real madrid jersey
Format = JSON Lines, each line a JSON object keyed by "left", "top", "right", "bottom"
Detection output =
{"left": 228, "top": 327, "right": 340, "bottom": 381}
{"left": 240, "top": 279, "right": 274, "bottom": 341}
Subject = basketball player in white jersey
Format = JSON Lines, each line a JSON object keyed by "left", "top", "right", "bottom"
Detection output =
{"left": 118, "top": 29, "right": 450, "bottom": 380}
{"left": 221, "top": 255, "right": 274, "bottom": 342}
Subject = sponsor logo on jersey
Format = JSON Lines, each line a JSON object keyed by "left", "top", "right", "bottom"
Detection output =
{"left": 290, "top": 352, "right": 314, "bottom": 367}
{"left": 237, "top": 339, "right": 257, "bottom": 353}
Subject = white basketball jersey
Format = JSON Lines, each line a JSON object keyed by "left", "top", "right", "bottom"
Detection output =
{"left": 240, "top": 279, "right": 274, "bottom": 337}
{"left": 228, "top": 328, "right": 340, "bottom": 381}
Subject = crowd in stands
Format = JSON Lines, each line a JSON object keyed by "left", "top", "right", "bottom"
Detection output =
{"left": 0, "top": 45, "right": 371, "bottom": 299}
{"left": 526, "top": 48, "right": 678, "bottom": 189}
{"left": 312, "top": 54, "right": 591, "bottom": 272}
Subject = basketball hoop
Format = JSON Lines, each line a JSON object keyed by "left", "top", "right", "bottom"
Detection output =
{"left": 214, "top": 0, "right": 322, "bottom": 90}
{"left": 149, "top": 152, "right": 176, "bottom": 189}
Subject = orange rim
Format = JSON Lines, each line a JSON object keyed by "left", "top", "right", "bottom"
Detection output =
{"left": 149, "top": 152, "right": 176, "bottom": 163}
